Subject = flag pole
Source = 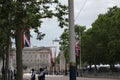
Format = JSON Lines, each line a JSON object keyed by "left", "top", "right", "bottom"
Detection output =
{"left": 68, "top": 0, "right": 76, "bottom": 80}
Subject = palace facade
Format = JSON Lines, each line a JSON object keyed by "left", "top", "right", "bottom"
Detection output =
{"left": 11, "top": 47, "right": 51, "bottom": 71}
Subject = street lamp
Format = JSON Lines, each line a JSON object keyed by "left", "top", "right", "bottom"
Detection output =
{"left": 51, "top": 38, "right": 59, "bottom": 75}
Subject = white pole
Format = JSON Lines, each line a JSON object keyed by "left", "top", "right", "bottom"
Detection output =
{"left": 68, "top": 0, "right": 76, "bottom": 80}
{"left": 80, "top": 32, "right": 82, "bottom": 76}
{"left": 52, "top": 39, "right": 59, "bottom": 75}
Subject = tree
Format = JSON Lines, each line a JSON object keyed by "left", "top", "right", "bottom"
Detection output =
{"left": 0, "top": 0, "right": 68, "bottom": 80}
{"left": 92, "top": 6, "right": 120, "bottom": 65}
{"left": 106, "top": 6, "right": 120, "bottom": 69}
{"left": 82, "top": 6, "right": 120, "bottom": 71}
{"left": 82, "top": 29, "right": 95, "bottom": 67}
{"left": 0, "top": 0, "right": 12, "bottom": 79}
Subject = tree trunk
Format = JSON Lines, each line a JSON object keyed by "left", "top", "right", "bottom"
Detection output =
{"left": 4, "top": 45, "right": 9, "bottom": 80}
{"left": 15, "top": 28, "right": 23, "bottom": 80}
{"left": 2, "top": 47, "right": 5, "bottom": 80}
{"left": 4, "top": 31, "right": 10, "bottom": 80}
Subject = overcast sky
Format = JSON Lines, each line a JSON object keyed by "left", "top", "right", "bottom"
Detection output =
{"left": 30, "top": 0, "right": 120, "bottom": 54}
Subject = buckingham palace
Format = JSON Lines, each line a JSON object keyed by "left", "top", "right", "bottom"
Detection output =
{"left": 11, "top": 47, "right": 51, "bottom": 71}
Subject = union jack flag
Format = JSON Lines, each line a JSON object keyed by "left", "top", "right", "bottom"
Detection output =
{"left": 22, "top": 31, "right": 30, "bottom": 48}
{"left": 75, "top": 41, "right": 80, "bottom": 56}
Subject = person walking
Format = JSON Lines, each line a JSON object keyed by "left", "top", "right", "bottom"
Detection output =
{"left": 38, "top": 68, "right": 46, "bottom": 80}
{"left": 13, "top": 69, "right": 16, "bottom": 80}
{"left": 31, "top": 68, "right": 36, "bottom": 80}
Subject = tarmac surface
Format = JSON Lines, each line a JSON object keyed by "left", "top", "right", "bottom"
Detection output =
{"left": 0, "top": 73, "right": 119, "bottom": 80}
{"left": 23, "top": 73, "right": 119, "bottom": 80}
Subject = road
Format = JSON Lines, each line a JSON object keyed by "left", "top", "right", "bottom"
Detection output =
{"left": 23, "top": 73, "right": 119, "bottom": 80}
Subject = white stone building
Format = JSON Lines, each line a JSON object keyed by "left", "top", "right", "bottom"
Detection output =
{"left": 60, "top": 50, "right": 66, "bottom": 71}
{"left": 11, "top": 47, "right": 51, "bottom": 71}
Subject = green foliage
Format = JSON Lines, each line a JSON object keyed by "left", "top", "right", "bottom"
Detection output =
{"left": 82, "top": 6, "right": 120, "bottom": 66}
{"left": 54, "top": 3, "right": 68, "bottom": 28}
{"left": 0, "top": 0, "right": 68, "bottom": 79}
{"left": 0, "top": 0, "right": 68, "bottom": 40}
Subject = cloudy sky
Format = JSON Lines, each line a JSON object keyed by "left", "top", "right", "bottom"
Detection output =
{"left": 30, "top": 0, "right": 120, "bottom": 54}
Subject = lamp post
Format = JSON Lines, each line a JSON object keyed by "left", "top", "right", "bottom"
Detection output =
{"left": 52, "top": 38, "right": 59, "bottom": 75}
{"left": 79, "top": 32, "right": 82, "bottom": 76}
{"left": 68, "top": 0, "right": 76, "bottom": 80}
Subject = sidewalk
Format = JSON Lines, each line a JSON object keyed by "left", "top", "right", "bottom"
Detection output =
{"left": 23, "top": 75, "right": 64, "bottom": 80}
{"left": 23, "top": 75, "right": 119, "bottom": 80}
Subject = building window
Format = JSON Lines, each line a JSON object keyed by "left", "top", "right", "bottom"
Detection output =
{"left": 40, "top": 54, "right": 42, "bottom": 58}
{"left": 43, "top": 54, "right": 45, "bottom": 57}
{"left": 46, "top": 54, "right": 48, "bottom": 58}
{"left": 35, "top": 55, "right": 36, "bottom": 58}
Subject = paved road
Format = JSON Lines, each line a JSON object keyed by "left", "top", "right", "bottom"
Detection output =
{"left": 23, "top": 73, "right": 119, "bottom": 80}
{"left": 45, "top": 75, "right": 119, "bottom": 80}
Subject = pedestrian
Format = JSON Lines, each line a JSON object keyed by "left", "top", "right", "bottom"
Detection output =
{"left": 13, "top": 69, "right": 16, "bottom": 80}
{"left": 1, "top": 66, "right": 4, "bottom": 80}
{"left": 38, "top": 68, "right": 46, "bottom": 80}
{"left": 8, "top": 69, "right": 13, "bottom": 80}
{"left": 31, "top": 68, "right": 36, "bottom": 80}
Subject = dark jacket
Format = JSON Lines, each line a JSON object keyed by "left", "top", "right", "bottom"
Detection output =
{"left": 38, "top": 68, "right": 45, "bottom": 80}
{"left": 31, "top": 69, "right": 36, "bottom": 80}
